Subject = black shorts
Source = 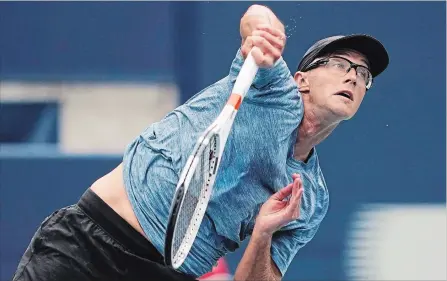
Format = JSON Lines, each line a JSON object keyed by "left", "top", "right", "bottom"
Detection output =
{"left": 12, "top": 188, "right": 197, "bottom": 281}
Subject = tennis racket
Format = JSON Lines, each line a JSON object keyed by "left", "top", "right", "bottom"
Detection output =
{"left": 164, "top": 48, "right": 260, "bottom": 270}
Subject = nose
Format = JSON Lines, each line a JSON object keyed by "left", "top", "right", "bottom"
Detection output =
{"left": 344, "top": 67, "right": 357, "bottom": 86}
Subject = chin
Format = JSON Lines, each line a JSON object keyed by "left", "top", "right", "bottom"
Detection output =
{"left": 332, "top": 101, "right": 360, "bottom": 120}
{"left": 342, "top": 110, "right": 358, "bottom": 120}
{"left": 342, "top": 114, "right": 355, "bottom": 121}
{"left": 330, "top": 107, "right": 355, "bottom": 121}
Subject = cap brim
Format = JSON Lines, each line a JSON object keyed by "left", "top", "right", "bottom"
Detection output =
{"left": 319, "top": 34, "right": 389, "bottom": 78}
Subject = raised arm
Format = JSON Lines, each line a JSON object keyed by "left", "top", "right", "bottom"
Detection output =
{"left": 240, "top": 5, "right": 285, "bottom": 67}
{"left": 229, "top": 5, "right": 292, "bottom": 90}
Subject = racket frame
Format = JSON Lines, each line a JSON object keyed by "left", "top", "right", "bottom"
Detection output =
{"left": 164, "top": 49, "right": 259, "bottom": 269}
{"left": 164, "top": 122, "right": 221, "bottom": 268}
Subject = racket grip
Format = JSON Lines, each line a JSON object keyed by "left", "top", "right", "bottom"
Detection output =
{"left": 233, "top": 48, "right": 260, "bottom": 98}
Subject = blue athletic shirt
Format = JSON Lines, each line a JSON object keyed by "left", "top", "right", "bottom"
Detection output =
{"left": 122, "top": 48, "right": 330, "bottom": 278}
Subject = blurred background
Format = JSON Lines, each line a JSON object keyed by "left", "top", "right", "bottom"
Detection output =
{"left": 0, "top": 1, "right": 445, "bottom": 281}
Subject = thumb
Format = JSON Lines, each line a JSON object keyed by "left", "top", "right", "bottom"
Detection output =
{"left": 250, "top": 46, "right": 264, "bottom": 66}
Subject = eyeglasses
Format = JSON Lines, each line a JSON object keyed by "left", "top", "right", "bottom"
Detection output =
{"left": 303, "top": 56, "right": 373, "bottom": 90}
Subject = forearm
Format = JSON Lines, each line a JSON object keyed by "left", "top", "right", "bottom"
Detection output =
{"left": 234, "top": 228, "right": 282, "bottom": 281}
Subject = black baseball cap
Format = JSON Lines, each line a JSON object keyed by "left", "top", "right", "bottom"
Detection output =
{"left": 297, "top": 34, "right": 389, "bottom": 78}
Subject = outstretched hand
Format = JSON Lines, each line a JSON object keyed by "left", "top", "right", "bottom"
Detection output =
{"left": 254, "top": 174, "right": 304, "bottom": 236}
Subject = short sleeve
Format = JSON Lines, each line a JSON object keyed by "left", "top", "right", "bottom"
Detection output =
{"left": 270, "top": 154, "right": 330, "bottom": 276}
{"left": 228, "top": 48, "right": 292, "bottom": 89}
{"left": 270, "top": 223, "right": 321, "bottom": 276}
{"left": 228, "top": 48, "right": 302, "bottom": 117}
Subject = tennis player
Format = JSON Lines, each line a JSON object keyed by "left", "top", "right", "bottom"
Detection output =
{"left": 13, "top": 4, "right": 389, "bottom": 281}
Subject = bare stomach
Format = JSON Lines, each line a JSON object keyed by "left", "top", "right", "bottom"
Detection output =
{"left": 90, "top": 163, "right": 149, "bottom": 240}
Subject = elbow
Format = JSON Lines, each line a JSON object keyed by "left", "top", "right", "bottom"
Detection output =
{"left": 243, "top": 5, "right": 285, "bottom": 35}
{"left": 245, "top": 4, "right": 272, "bottom": 15}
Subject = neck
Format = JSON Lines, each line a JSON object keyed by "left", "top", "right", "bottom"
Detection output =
{"left": 294, "top": 104, "right": 340, "bottom": 162}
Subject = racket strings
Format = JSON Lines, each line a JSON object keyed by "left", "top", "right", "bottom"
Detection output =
{"left": 172, "top": 136, "right": 218, "bottom": 263}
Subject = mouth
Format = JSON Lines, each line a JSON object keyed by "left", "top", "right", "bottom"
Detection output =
{"left": 334, "top": 90, "right": 354, "bottom": 101}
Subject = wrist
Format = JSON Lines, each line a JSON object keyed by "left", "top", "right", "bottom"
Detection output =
{"left": 253, "top": 223, "right": 275, "bottom": 239}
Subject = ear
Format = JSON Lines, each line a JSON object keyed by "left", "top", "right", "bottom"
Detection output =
{"left": 294, "top": 71, "right": 310, "bottom": 93}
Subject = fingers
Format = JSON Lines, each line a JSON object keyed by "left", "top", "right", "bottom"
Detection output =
{"left": 292, "top": 173, "right": 300, "bottom": 181}
{"left": 255, "top": 24, "right": 286, "bottom": 47}
{"left": 272, "top": 182, "right": 294, "bottom": 201}
{"left": 257, "top": 24, "right": 286, "bottom": 40}
{"left": 272, "top": 173, "right": 302, "bottom": 201}
{"left": 250, "top": 44, "right": 268, "bottom": 67}
{"left": 241, "top": 24, "right": 285, "bottom": 68}
{"left": 291, "top": 175, "right": 298, "bottom": 198}
{"left": 286, "top": 175, "right": 304, "bottom": 220}
{"left": 244, "top": 35, "right": 278, "bottom": 67}
{"left": 252, "top": 31, "right": 283, "bottom": 56}
{"left": 242, "top": 35, "right": 276, "bottom": 67}
{"left": 252, "top": 28, "right": 285, "bottom": 51}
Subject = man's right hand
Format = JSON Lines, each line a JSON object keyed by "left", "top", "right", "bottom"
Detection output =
{"left": 240, "top": 5, "right": 286, "bottom": 68}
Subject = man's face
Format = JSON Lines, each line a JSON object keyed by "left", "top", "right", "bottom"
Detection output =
{"left": 295, "top": 50, "right": 371, "bottom": 121}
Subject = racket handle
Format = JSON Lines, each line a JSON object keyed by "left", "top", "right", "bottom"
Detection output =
{"left": 233, "top": 48, "right": 260, "bottom": 99}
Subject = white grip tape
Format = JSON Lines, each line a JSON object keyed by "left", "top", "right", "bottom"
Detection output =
{"left": 232, "top": 49, "right": 259, "bottom": 99}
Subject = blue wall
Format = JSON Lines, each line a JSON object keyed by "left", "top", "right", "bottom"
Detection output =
{"left": 1, "top": 2, "right": 445, "bottom": 280}
{"left": 0, "top": 2, "right": 174, "bottom": 82}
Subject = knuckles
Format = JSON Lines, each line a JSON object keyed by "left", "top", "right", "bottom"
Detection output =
{"left": 241, "top": 27, "right": 285, "bottom": 67}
